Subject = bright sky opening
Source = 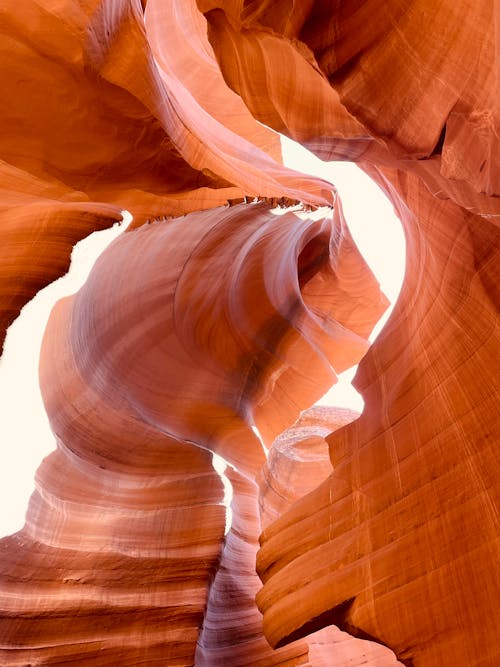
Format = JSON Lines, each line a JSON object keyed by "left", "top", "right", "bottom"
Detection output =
{"left": 281, "top": 136, "right": 406, "bottom": 410}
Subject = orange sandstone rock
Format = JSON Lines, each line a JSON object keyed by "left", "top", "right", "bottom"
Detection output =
{"left": 0, "top": 202, "right": 386, "bottom": 664}
{"left": 194, "top": 4, "right": 500, "bottom": 664}
{"left": 256, "top": 170, "right": 500, "bottom": 666}
{"left": 0, "top": 1, "right": 498, "bottom": 665}
{"left": 0, "top": 0, "right": 332, "bottom": 347}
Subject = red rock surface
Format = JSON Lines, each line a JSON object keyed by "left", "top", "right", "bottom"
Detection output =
{"left": 0, "top": 0, "right": 332, "bottom": 350}
{"left": 0, "top": 202, "right": 386, "bottom": 664}
{"left": 0, "top": 1, "right": 499, "bottom": 666}
{"left": 258, "top": 406, "right": 402, "bottom": 667}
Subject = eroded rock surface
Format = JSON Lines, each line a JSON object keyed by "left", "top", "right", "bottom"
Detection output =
{"left": 0, "top": 202, "right": 386, "bottom": 664}
{"left": 0, "top": 0, "right": 332, "bottom": 350}
{"left": 197, "top": 3, "right": 500, "bottom": 665}
{"left": 0, "top": 1, "right": 499, "bottom": 666}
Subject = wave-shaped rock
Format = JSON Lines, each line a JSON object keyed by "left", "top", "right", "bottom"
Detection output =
{"left": 0, "top": 202, "right": 386, "bottom": 664}
{"left": 0, "top": 0, "right": 332, "bottom": 347}
{"left": 0, "top": 1, "right": 498, "bottom": 665}
{"left": 194, "top": 4, "right": 499, "bottom": 664}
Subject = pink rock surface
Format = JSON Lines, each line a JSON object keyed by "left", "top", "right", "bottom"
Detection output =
{"left": 0, "top": 1, "right": 499, "bottom": 665}
{"left": 0, "top": 0, "right": 333, "bottom": 347}
{"left": 0, "top": 202, "right": 385, "bottom": 664}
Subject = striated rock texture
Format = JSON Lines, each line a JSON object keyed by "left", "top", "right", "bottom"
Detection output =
{"left": 0, "top": 1, "right": 499, "bottom": 666}
{"left": 197, "top": 2, "right": 500, "bottom": 666}
{"left": 257, "top": 171, "right": 500, "bottom": 666}
{"left": 0, "top": 0, "right": 332, "bottom": 351}
{"left": 0, "top": 202, "right": 387, "bottom": 664}
{"left": 258, "top": 406, "right": 403, "bottom": 667}
{"left": 258, "top": 405, "right": 361, "bottom": 531}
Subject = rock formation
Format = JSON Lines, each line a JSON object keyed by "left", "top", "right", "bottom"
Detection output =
{"left": 0, "top": 0, "right": 332, "bottom": 351}
{"left": 0, "top": 1, "right": 499, "bottom": 666}
{"left": 0, "top": 201, "right": 387, "bottom": 665}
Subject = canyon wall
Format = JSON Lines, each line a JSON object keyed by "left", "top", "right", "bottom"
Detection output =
{"left": 0, "top": 1, "right": 498, "bottom": 666}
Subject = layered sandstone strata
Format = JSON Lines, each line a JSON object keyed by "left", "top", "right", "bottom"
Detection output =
{"left": 0, "top": 1, "right": 498, "bottom": 666}
{"left": 196, "top": 3, "right": 500, "bottom": 665}
{"left": 0, "top": 202, "right": 386, "bottom": 664}
{"left": 0, "top": 0, "right": 332, "bottom": 350}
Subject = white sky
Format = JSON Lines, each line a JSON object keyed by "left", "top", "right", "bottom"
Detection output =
{"left": 0, "top": 139, "right": 405, "bottom": 537}
{"left": 281, "top": 138, "right": 406, "bottom": 409}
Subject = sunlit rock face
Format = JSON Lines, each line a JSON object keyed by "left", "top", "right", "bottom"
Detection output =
{"left": 258, "top": 405, "right": 360, "bottom": 530}
{"left": 0, "top": 1, "right": 499, "bottom": 666}
{"left": 197, "top": 3, "right": 500, "bottom": 666}
{"left": 257, "top": 172, "right": 500, "bottom": 666}
{"left": 0, "top": 202, "right": 386, "bottom": 665}
{"left": 0, "top": 0, "right": 333, "bottom": 351}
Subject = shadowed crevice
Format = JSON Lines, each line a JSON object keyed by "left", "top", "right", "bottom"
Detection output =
{"left": 275, "top": 596, "right": 414, "bottom": 666}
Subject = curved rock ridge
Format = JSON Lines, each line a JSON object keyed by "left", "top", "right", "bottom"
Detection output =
{"left": 191, "top": 4, "right": 500, "bottom": 665}
{"left": 258, "top": 405, "right": 361, "bottom": 530}
{"left": 0, "top": 202, "right": 387, "bottom": 665}
{"left": 256, "top": 172, "right": 500, "bottom": 666}
{"left": 200, "top": 1, "right": 500, "bottom": 218}
{"left": 0, "top": 0, "right": 333, "bottom": 349}
{"left": 257, "top": 405, "right": 403, "bottom": 667}
{"left": 0, "top": 160, "right": 123, "bottom": 354}
{"left": 1, "top": 1, "right": 499, "bottom": 665}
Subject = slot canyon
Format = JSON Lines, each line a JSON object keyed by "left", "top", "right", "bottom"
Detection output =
{"left": 0, "top": 1, "right": 498, "bottom": 666}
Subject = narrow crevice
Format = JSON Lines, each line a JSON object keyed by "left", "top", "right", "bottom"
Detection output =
{"left": 430, "top": 124, "right": 446, "bottom": 157}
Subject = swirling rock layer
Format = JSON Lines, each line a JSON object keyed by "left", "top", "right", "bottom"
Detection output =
{"left": 196, "top": 3, "right": 499, "bottom": 665}
{"left": 0, "top": 202, "right": 386, "bottom": 664}
{"left": 258, "top": 405, "right": 360, "bottom": 530}
{"left": 258, "top": 406, "right": 403, "bottom": 666}
{"left": 0, "top": 0, "right": 333, "bottom": 348}
{"left": 0, "top": 1, "right": 499, "bottom": 666}
{"left": 257, "top": 172, "right": 500, "bottom": 666}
